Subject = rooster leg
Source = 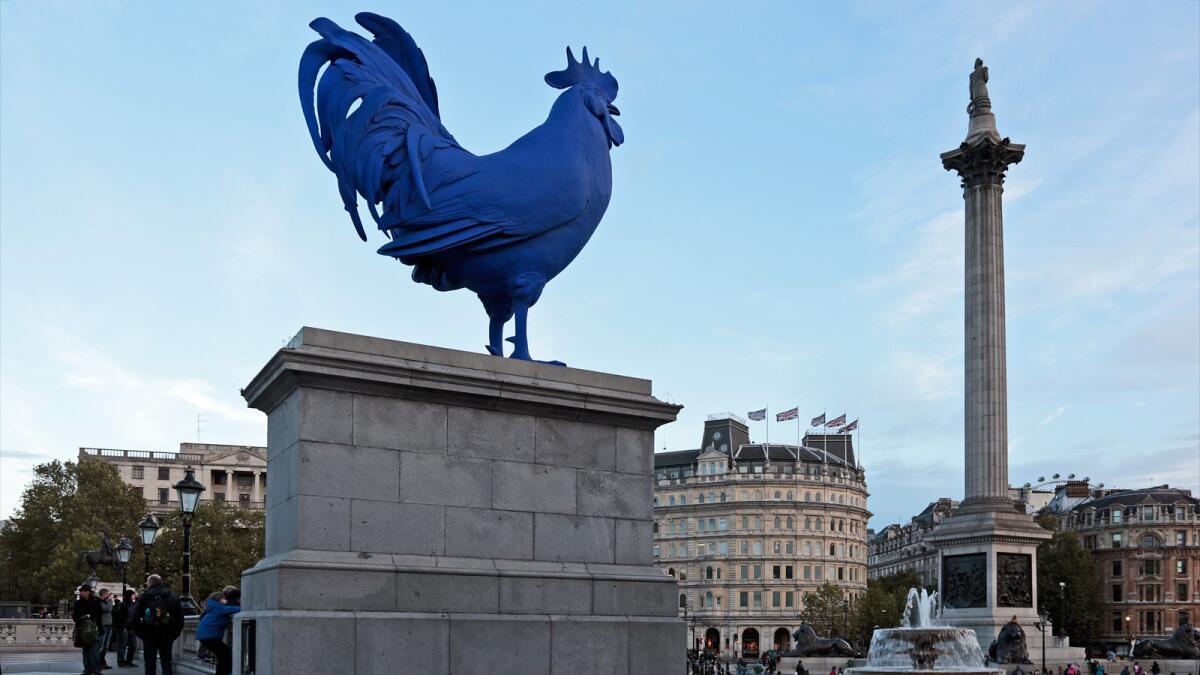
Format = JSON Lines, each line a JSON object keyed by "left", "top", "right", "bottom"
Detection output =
{"left": 504, "top": 272, "right": 563, "bottom": 365}
{"left": 478, "top": 294, "right": 513, "bottom": 357}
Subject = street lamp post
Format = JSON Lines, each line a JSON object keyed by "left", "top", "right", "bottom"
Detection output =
{"left": 174, "top": 467, "right": 205, "bottom": 615}
{"left": 137, "top": 514, "right": 160, "bottom": 578}
{"left": 1035, "top": 609, "right": 1049, "bottom": 674}
{"left": 1058, "top": 581, "right": 1067, "bottom": 639}
{"left": 114, "top": 537, "right": 133, "bottom": 595}
{"left": 1124, "top": 615, "right": 1133, "bottom": 656}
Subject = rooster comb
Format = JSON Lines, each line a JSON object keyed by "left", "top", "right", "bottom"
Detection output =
{"left": 544, "top": 46, "right": 618, "bottom": 102}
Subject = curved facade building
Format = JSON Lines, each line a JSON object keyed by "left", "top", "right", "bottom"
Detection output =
{"left": 652, "top": 414, "right": 870, "bottom": 658}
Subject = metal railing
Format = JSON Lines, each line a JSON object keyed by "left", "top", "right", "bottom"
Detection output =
{"left": 81, "top": 447, "right": 205, "bottom": 464}
{"left": 173, "top": 616, "right": 216, "bottom": 674}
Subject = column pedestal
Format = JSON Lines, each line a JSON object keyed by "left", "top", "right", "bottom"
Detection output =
{"left": 233, "top": 327, "right": 683, "bottom": 674}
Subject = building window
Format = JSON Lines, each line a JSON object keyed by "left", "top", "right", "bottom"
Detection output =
{"left": 815, "top": 566, "right": 823, "bottom": 580}
{"left": 1177, "top": 582, "right": 1188, "bottom": 600}
{"left": 653, "top": 545, "right": 660, "bottom": 557}
{"left": 773, "top": 565, "right": 781, "bottom": 579}
{"left": 786, "top": 591, "right": 794, "bottom": 607}
{"left": 699, "top": 519, "right": 707, "bottom": 532}
{"left": 1141, "top": 535, "right": 1158, "bottom": 548}
{"left": 719, "top": 518, "right": 727, "bottom": 531}
{"left": 1177, "top": 530, "right": 1187, "bottom": 546}
{"left": 698, "top": 493, "right": 706, "bottom": 504}
{"left": 1112, "top": 584, "right": 1123, "bottom": 602}
{"left": 786, "top": 542, "right": 794, "bottom": 554}
{"left": 1139, "top": 559, "right": 1162, "bottom": 576}
{"left": 838, "top": 567, "right": 845, "bottom": 581}
{"left": 1137, "top": 584, "right": 1162, "bottom": 602}
{"left": 1177, "top": 560, "right": 1188, "bottom": 575}
{"left": 1111, "top": 533, "right": 1122, "bottom": 548}
{"left": 753, "top": 542, "right": 763, "bottom": 555}
{"left": 1112, "top": 560, "right": 1122, "bottom": 576}
{"left": 157, "top": 488, "right": 170, "bottom": 505}
{"left": 132, "top": 466, "right": 144, "bottom": 479}
{"left": 803, "top": 565, "right": 812, "bottom": 580}
{"left": 773, "top": 542, "right": 781, "bottom": 554}
{"left": 740, "top": 564, "right": 748, "bottom": 579}
{"left": 740, "top": 541, "right": 748, "bottom": 555}
{"left": 753, "top": 592, "right": 762, "bottom": 608}
{"left": 786, "top": 516, "right": 794, "bottom": 529}
{"left": 1112, "top": 612, "right": 1122, "bottom": 633}
{"left": 829, "top": 544, "right": 836, "bottom": 556}
{"left": 158, "top": 467, "right": 170, "bottom": 481}
{"left": 739, "top": 592, "right": 748, "bottom": 608}
{"left": 239, "top": 493, "right": 250, "bottom": 503}
{"left": 1111, "top": 508, "right": 1122, "bottom": 524}
{"left": 215, "top": 492, "right": 225, "bottom": 502}
{"left": 772, "top": 591, "right": 781, "bottom": 607}
{"left": 785, "top": 565, "right": 794, "bottom": 579}
{"left": 753, "top": 564, "right": 762, "bottom": 579}
{"left": 668, "top": 496, "right": 675, "bottom": 505}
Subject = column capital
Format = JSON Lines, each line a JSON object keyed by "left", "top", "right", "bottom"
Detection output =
{"left": 941, "top": 136, "right": 1025, "bottom": 190}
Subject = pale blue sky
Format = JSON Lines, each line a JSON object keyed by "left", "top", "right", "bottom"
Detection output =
{"left": 2, "top": 1, "right": 1197, "bottom": 526}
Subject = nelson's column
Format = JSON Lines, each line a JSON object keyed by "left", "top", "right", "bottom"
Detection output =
{"left": 929, "top": 59, "right": 1055, "bottom": 651}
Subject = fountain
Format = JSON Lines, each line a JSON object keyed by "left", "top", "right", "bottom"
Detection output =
{"left": 848, "top": 589, "right": 1003, "bottom": 675}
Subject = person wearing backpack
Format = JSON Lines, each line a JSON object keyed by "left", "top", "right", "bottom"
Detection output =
{"left": 73, "top": 583, "right": 104, "bottom": 675}
{"left": 130, "top": 574, "right": 184, "bottom": 675}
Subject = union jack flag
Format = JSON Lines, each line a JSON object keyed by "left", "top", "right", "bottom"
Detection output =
{"left": 810, "top": 413, "right": 826, "bottom": 427}
{"left": 825, "top": 413, "right": 847, "bottom": 428}
{"left": 747, "top": 408, "right": 767, "bottom": 421}
{"left": 776, "top": 407, "right": 799, "bottom": 422}
{"left": 838, "top": 419, "right": 859, "bottom": 433}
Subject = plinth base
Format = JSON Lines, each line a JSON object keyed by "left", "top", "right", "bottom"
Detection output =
{"left": 234, "top": 328, "right": 684, "bottom": 675}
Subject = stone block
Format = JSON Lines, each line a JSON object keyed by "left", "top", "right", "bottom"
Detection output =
{"left": 356, "top": 616, "right": 449, "bottom": 674}
{"left": 298, "top": 388, "right": 353, "bottom": 444}
{"left": 448, "top": 406, "right": 535, "bottom": 462}
{"left": 614, "top": 518, "right": 653, "bottom": 565}
{"left": 399, "top": 452, "right": 492, "bottom": 508}
{"left": 296, "top": 441, "right": 399, "bottom": 502}
{"left": 277, "top": 567, "right": 396, "bottom": 611}
{"left": 353, "top": 394, "right": 447, "bottom": 454}
{"left": 396, "top": 572, "right": 498, "bottom": 613}
{"left": 577, "top": 469, "right": 651, "bottom": 519}
{"left": 491, "top": 460, "right": 576, "bottom": 515}
{"left": 498, "top": 576, "right": 591, "bottom": 615}
{"left": 534, "top": 417, "right": 615, "bottom": 471}
{"left": 627, "top": 618, "right": 685, "bottom": 675}
{"left": 615, "top": 427, "right": 653, "bottom": 474}
{"left": 264, "top": 442, "right": 297, "bottom": 509}
{"left": 534, "top": 513, "right": 614, "bottom": 563}
{"left": 264, "top": 500, "right": 297, "bottom": 557}
{"left": 350, "top": 499, "right": 444, "bottom": 555}
{"left": 552, "top": 619, "right": 628, "bottom": 675}
{"left": 592, "top": 580, "right": 677, "bottom": 616}
{"left": 266, "top": 391, "right": 299, "bottom": 459}
{"left": 269, "top": 614, "right": 355, "bottom": 675}
{"left": 449, "top": 617, "right": 550, "bottom": 675}
{"left": 289, "top": 495, "right": 350, "bottom": 551}
{"left": 444, "top": 506, "right": 533, "bottom": 560}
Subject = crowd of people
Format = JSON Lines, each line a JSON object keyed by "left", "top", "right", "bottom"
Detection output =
{"left": 1013, "top": 659, "right": 1174, "bottom": 675}
{"left": 72, "top": 575, "right": 241, "bottom": 675}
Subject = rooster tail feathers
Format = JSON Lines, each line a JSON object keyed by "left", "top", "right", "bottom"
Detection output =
{"left": 354, "top": 12, "right": 442, "bottom": 119}
{"left": 300, "top": 17, "right": 457, "bottom": 242}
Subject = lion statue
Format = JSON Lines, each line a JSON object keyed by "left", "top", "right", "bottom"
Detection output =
{"left": 988, "top": 617, "right": 1032, "bottom": 664}
{"left": 787, "top": 624, "right": 855, "bottom": 657}
{"left": 1132, "top": 623, "right": 1200, "bottom": 659}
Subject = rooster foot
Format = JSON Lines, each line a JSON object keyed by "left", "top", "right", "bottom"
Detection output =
{"left": 505, "top": 336, "right": 565, "bottom": 367}
{"left": 485, "top": 344, "right": 503, "bottom": 356}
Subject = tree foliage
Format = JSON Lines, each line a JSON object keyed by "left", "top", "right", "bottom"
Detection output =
{"left": 800, "top": 583, "right": 850, "bottom": 639}
{"left": 847, "top": 570, "right": 928, "bottom": 650}
{"left": 0, "top": 459, "right": 146, "bottom": 605}
{"left": 1038, "top": 529, "right": 1103, "bottom": 646}
{"left": 150, "top": 502, "right": 264, "bottom": 601}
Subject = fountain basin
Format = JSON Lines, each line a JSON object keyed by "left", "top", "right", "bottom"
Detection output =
{"left": 847, "top": 627, "right": 1002, "bottom": 675}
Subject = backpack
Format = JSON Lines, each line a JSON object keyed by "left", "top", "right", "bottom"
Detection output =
{"left": 143, "top": 593, "right": 172, "bottom": 626}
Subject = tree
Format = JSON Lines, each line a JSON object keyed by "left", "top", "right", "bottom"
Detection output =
{"left": 0, "top": 459, "right": 146, "bottom": 605}
{"left": 800, "top": 583, "right": 850, "bottom": 639}
{"left": 149, "top": 502, "right": 264, "bottom": 601}
{"left": 847, "top": 570, "right": 927, "bottom": 650}
{"left": 1038, "top": 529, "right": 1103, "bottom": 646}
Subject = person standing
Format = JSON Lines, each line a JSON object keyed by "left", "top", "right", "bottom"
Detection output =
{"left": 115, "top": 589, "right": 137, "bottom": 667}
{"left": 130, "top": 574, "right": 184, "bottom": 675}
{"left": 73, "top": 583, "right": 104, "bottom": 675}
{"left": 196, "top": 591, "right": 240, "bottom": 675}
{"left": 97, "top": 588, "right": 114, "bottom": 670}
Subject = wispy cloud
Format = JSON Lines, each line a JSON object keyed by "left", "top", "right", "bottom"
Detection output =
{"left": 1038, "top": 406, "right": 1067, "bottom": 427}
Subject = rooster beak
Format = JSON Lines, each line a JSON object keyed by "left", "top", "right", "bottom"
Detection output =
{"left": 607, "top": 103, "right": 620, "bottom": 116}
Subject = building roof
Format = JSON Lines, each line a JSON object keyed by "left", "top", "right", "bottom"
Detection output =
{"left": 1069, "top": 485, "right": 1198, "bottom": 512}
{"left": 654, "top": 442, "right": 857, "bottom": 470}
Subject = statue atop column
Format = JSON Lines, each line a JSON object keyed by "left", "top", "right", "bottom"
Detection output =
{"left": 968, "top": 58, "right": 990, "bottom": 112}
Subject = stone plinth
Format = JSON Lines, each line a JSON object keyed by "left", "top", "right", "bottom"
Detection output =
{"left": 233, "top": 327, "right": 684, "bottom": 675}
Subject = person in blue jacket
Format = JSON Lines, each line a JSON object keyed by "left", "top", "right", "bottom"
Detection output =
{"left": 196, "top": 591, "right": 239, "bottom": 675}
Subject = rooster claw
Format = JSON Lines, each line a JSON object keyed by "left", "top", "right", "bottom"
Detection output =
{"left": 485, "top": 344, "right": 502, "bottom": 356}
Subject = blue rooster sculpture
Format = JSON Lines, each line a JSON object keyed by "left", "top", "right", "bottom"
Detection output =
{"left": 299, "top": 13, "right": 623, "bottom": 364}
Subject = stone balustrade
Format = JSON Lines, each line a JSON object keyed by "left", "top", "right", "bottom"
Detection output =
{"left": 0, "top": 619, "right": 76, "bottom": 650}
